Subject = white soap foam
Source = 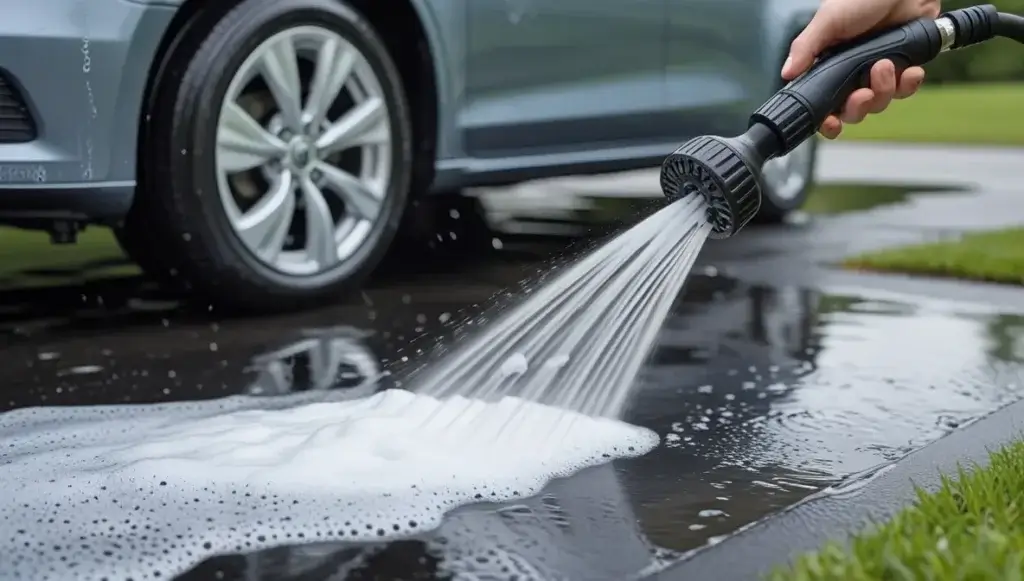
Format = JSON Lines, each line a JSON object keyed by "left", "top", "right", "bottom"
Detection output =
{"left": 0, "top": 389, "right": 658, "bottom": 581}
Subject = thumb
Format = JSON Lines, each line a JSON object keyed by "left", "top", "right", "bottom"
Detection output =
{"left": 782, "top": 19, "right": 832, "bottom": 80}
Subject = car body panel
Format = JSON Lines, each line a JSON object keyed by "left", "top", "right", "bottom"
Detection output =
{"left": 0, "top": 0, "right": 819, "bottom": 222}
{"left": 461, "top": 0, "right": 667, "bottom": 154}
{"left": 0, "top": 0, "right": 174, "bottom": 221}
{"left": 431, "top": 0, "right": 820, "bottom": 189}
{"left": 666, "top": 0, "right": 769, "bottom": 137}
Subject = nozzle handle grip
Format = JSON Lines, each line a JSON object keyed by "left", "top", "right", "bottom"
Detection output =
{"left": 750, "top": 17, "right": 943, "bottom": 156}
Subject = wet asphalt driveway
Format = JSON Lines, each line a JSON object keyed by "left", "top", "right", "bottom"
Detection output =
{"left": 3, "top": 142, "right": 1024, "bottom": 580}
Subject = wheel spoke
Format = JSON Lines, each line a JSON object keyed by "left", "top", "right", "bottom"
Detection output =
{"left": 314, "top": 161, "right": 382, "bottom": 221}
{"left": 303, "top": 38, "right": 357, "bottom": 131}
{"left": 236, "top": 169, "right": 296, "bottom": 261}
{"left": 258, "top": 34, "right": 304, "bottom": 133}
{"left": 315, "top": 97, "right": 388, "bottom": 155}
{"left": 300, "top": 176, "right": 339, "bottom": 268}
{"left": 217, "top": 102, "right": 287, "bottom": 173}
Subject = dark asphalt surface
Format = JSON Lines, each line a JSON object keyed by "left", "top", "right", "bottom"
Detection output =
{"left": 4, "top": 143, "right": 1024, "bottom": 580}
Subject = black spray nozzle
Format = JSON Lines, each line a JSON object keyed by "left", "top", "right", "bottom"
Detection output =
{"left": 661, "top": 4, "right": 1009, "bottom": 239}
{"left": 660, "top": 124, "right": 779, "bottom": 240}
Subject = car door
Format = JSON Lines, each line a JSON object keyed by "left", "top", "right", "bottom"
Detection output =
{"left": 664, "top": 0, "right": 768, "bottom": 138}
{"left": 461, "top": 0, "right": 667, "bottom": 157}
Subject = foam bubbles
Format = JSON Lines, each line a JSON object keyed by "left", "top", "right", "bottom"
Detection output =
{"left": 0, "top": 389, "right": 658, "bottom": 581}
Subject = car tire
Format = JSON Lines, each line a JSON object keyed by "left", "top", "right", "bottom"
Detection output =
{"left": 401, "top": 191, "right": 492, "bottom": 248}
{"left": 755, "top": 113, "right": 819, "bottom": 223}
{"left": 135, "top": 0, "right": 413, "bottom": 312}
{"left": 113, "top": 208, "right": 181, "bottom": 287}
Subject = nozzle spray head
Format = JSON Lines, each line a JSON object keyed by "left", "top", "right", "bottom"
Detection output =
{"left": 659, "top": 122, "right": 782, "bottom": 239}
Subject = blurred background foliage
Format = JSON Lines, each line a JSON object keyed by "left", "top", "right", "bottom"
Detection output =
{"left": 929, "top": 0, "right": 1024, "bottom": 83}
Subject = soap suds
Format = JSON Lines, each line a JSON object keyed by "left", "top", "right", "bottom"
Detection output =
{"left": 0, "top": 389, "right": 658, "bottom": 581}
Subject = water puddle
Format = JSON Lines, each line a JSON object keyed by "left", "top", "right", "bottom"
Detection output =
{"left": 622, "top": 275, "right": 1024, "bottom": 552}
{"left": 173, "top": 464, "right": 678, "bottom": 581}
{"left": 152, "top": 275, "right": 1024, "bottom": 578}
{"left": 4, "top": 268, "right": 1024, "bottom": 580}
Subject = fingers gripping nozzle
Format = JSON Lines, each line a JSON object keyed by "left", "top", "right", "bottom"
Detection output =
{"left": 659, "top": 123, "right": 782, "bottom": 239}
{"left": 661, "top": 5, "right": 1009, "bottom": 239}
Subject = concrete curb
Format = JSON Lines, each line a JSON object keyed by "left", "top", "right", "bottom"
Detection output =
{"left": 649, "top": 395, "right": 1024, "bottom": 581}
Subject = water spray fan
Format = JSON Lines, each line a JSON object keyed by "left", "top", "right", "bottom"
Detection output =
{"left": 660, "top": 4, "right": 1024, "bottom": 239}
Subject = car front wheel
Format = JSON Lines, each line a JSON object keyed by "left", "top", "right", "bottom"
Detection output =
{"left": 132, "top": 0, "right": 413, "bottom": 312}
{"left": 756, "top": 133, "right": 818, "bottom": 223}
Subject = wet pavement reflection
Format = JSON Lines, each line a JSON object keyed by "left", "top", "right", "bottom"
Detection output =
{"left": 3, "top": 181, "right": 1024, "bottom": 580}
{"left": 623, "top": 280, "right": 1024, "bottom": 552}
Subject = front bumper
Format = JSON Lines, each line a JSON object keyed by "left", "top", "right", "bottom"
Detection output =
{"left": 0, "top": 0, "right": 177, "bottom": 221}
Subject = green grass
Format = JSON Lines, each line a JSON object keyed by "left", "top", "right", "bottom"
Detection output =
{"left": 802, "top": 183, "right": 957, "bottom": 215}
{"left": 840, "top": 83, "right": 1024, "bottom": 146}
{"left": 0, "top": 226, "right": 135, "bottom": 288}
{"left": 769, "top": 440, "right": 1024, "bottom": 581}
{"left": 843, "top": 227, "right": 1024, "bottom": 285}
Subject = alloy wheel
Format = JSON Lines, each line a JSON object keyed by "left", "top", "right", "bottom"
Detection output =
{"left": 760, "top": 137, "right": 815, "bottom": 202}
{"left": 215, "top": 25, "right": 393, "bottom": 276}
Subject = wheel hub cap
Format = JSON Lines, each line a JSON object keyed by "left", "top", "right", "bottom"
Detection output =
{"left": 289, "top": 137, "right": 315, "bottom": 170}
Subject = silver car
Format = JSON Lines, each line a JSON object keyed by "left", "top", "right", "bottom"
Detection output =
{"left": 0, "top": 0, "right": 819, "bottom": 311}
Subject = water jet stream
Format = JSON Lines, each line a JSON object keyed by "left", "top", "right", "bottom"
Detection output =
{"left": 414, "top": 196, "right": 713, "bottom": 421}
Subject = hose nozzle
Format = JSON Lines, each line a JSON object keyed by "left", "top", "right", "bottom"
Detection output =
{"left": 659, "top": 123, "right": 780, "bottom": 239}
{"left": 661, "top": 5, "right": 1007, "bottom": 239}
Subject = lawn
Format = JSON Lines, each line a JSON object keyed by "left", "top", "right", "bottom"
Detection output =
{"left": 840, "top": 83, "right": 1024, "bottom": 146}
{"left": 802, "top": 183, "right": 957, "bottom": 215}
{"left": 769, "top": 440, "right": 1024, "bottom": 580}
{"left": 0, "top": 226, "right": 135, "bottom": 288}
{"left": 843, "top": 228, "right": 1024, "bottom": 285}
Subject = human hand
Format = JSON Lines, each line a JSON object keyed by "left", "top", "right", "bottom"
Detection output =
{"left": 781, "top": 0, "right": 942, "bottom": 139}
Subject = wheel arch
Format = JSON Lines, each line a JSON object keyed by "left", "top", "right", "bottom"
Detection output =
{"left": 134, "top": 0, "right": 445, "bottom": 203}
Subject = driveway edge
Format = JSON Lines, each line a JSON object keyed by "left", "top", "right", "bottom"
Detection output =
{"left": 649, "top": 396, "right": 1024, "bottom": 581}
